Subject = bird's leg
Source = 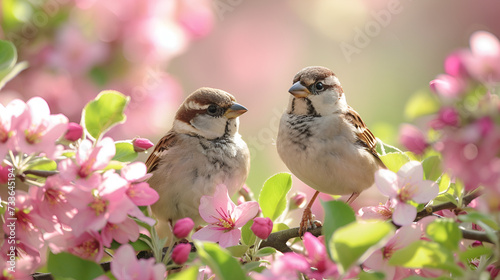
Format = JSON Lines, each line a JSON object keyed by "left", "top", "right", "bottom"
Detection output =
{"left": 345, "top": 192, "right": 360, "bottom": 205}
{"left": 299, "top": 191, "right": 320, "bottom": 236}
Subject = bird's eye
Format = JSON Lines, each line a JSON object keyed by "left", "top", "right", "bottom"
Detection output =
{"left": 207, "top": 104, "right": 219, "bottom": 116}
{"left": 315, "top": 82, "right": 324, "bottom": 91}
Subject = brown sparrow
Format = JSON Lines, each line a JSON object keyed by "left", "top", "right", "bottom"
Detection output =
{"left": 276, "top": 66, "right": 386, "bottom": 234}
{"left": 146, "top": 87, "right": 250, "bottom": 239}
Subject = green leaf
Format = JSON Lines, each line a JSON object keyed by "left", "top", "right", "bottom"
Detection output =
{"left": 375, "top": 138, "right": 403, "bottom": 156}
{"left": 48, "top": 252, "right": 105, "bottom": 280}
{"left": 226, "top": 245, "right": 249, "bottom": 258}
{"left": 380, "top": 152, "right": 411, "bottom": 173}
{"left": 404, "top": 90, "right": 440, "bottom": 120}
{"left": 438, "top": 174, "right": 451, "bottom": 193}
{"left": 26, "top": 157, "right": 57, "bottom": 171}
{"left": 0, "top": 40, "right": 16, "bottom": 75}
{"left": 426, "top": 218, "right": 462, "bottom": 251}
{"left": 167, "top": 265, "right": 199, "bottom": 280}
{"left": 322, "top": 200, "right": 355, "bottom": 259}
{"left": 195, "top": 241, "right": 247, "bottom": 280}
{"left": 242, "top": 261, "right": 266, "bottom": 273}
{"left": 258, "top": 173, "right": 292, "bottom": 221}
{"left": 422, "top": 155, "right": 442, "bottom": 181}
{"left": 130, "top": 234, "right": 152, "bottom": 251}
{"left": 389, "top": 240, "right": 463, "bottom": 276}
{"left": 113, "top": 141, "right": 138, "bottom": 162}
{"left": 458, "top": 212, "right": 500, "bottom": 231}
{"left": 255, "top": 247, "right": 277, "bottom": 258}
{"left": 330, "top": 221, "right": 394, "bottom": 272}
{"left": 458, "top": 246, "right": 493, "bottom": 263}
{"left": 241, "top": 219, "right": 256, "bottom": 246}
{"left": 358, "top": 270, "right": 386, "bottom": 280}
{"left": 83, "top": 90, "right": 130, "bottom": 140}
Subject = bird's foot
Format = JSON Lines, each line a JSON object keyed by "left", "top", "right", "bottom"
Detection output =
{"left": 299, "top": 207, "right": 320, "bottom": 237}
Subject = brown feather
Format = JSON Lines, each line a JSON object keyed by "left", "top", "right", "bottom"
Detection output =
{"left": 145, "top": 131, "right": 178, "bottom": 173}
{"left": 344, "top": 106, "right": 386, "bottom": 169}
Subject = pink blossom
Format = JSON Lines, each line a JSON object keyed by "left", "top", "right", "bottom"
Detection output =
{"left": 253, "top": 252, "right": 310, "bottom": 280}
{"left": 171, "top": 243, "right": 192, "bottom": 265}
{"left": 429, "top": 74, "right": 467, "bottom": 99}
{"left": 364, "top": 225, "right": 421, "bottom": 280}
{"left": 429, "top": 107, "right": 460, "bottom": 130}
{"left": 132, "top": 137, "right": 154, "bottom": 152}
{"left": 173, "top": 217, "right": 195, "bottom": 239}
{"left": 375, "top": 161, "right": 439, "bottom": 226}
{"left": 399, "top": 124, "right": 429, "bottom": 155}
{"left": 251, "top": 217, "right": 273, "bottom": 240}
{"left": 120, "top": 162, "right": 158, "bottom": 206}
{"left": 10, "top": 97, "right": 68, "bottom": 159}
{"left": 66, "top": 171, "right": 138, "bottom": 236}
{"left": 358, "top": 200, "right": 394, "bottom": 221}
{"left": 60, "top": 137, "right": 116, "bottom": 180}
{"left": 66, "top": 231, "right": 104, "bottom": 262}
{"left": 101, "top": 218, "right": 140, "bottom": 247}
{"left": 438, "top": 118, "right": 500, "bottom": 191}
{"left": 462, "top": 31, "right": 500, "bottom": 85}
{"left": 31, "top": 175, "right": 75, "bottom": 225}
{"left": 272, "top": 233, "right": 339, "bottom": 280}
{"left": 0, "top": 164, "right": 10, "bottom": 184}
{"left": 290, "top": 192, "right": 307, "bottom": 209}
{"left": 192, "top": 185, "right": 259, "bottom": 248}
{"left": 0, "top": 99, "right": 27, "bottom": 160}
{"left": 444, "top": 51, "right": 469, "bottom": 78}
{"left": 111, "top": 244, "right": 166, "bottom": 280}
{"left": 64, "top": 122, "right": 83, "bottom": 141}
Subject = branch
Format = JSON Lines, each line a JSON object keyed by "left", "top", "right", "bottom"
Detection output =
{"left": 259, "top": 226, "right": 322, "bottom": 253}
{"left": 416, "top": 191, "right": 481, "bottom": 220}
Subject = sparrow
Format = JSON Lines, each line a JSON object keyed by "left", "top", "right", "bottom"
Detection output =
{"left": 146, "top": 87, "right": 250, "bottom": 239}
{"left": 276, "top": 66, "right": 386, "bottom": 235}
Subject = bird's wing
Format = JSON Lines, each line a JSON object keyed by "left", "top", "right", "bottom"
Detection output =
{"left": 145, "top": 131, "right": 179, "bottom": 173}
{"left": 344, "top": 106, "right": 386, "bottom": 168}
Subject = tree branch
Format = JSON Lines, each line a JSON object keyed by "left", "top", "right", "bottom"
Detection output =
{"left": 416, "top": 191, "right": 481, "bottom": 220}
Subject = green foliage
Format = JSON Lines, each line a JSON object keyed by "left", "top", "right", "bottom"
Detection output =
{"left": 112, "top": 141, "right": 138, "bottom": 162}
{"left": 0, "top": 39, "right": 28, "bottom": 89}
{"left": 47, "top": 252, "right": 104, "bottom": 280}
{"left": 258, "top": 173, "right": 292, "bottom": 221}
{"left": 241, "top": 219, "right": 256, "bottom": 246}
{"left": 195, "top": 241, "right": 248, "bottom": 280}
{"left": 255, "top": 247, "right": 277, "bottom": 258}
{"left": 380, "top": 152, "right": 412, "bottom": 173}
{"left": 322, "top": 200, "right": 355, "bottom": 259}
{"left": 426, "top": 218, "right": 462, "bottom": 251}
{"left": 82, "top": 90, "right": 130, "bottom": 141}
{"left": 167, "top": 266, "right": 199, "bottom": 280}
{"left": 422, "top": 155, "right": 442, "bottom": 181}
{"left": 389, "top": 240, "right": 463, "bottom": 276}
{"left": 404, "top": 90, "right": 440, "bottom": 120}
{"left": 358, "top": 270, "right": 386, "bottom": 280}
{"left": 330, "top": 221, "right": 394, "bottom": 273}
{"left": 226, "top": 245, "right": 249, "bottom": 258}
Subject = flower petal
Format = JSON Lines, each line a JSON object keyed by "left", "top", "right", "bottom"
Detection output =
{"left": 412, "top": 181, "right": 439, "bottom": 203}
{"left": 398, "top": 161, "right": 424, "bottom": 186}
{"left": 218, "top": 229, "right": 241, "bottom": 248}
{"left": 392, "top": 203, "right": 417, "bottom": 226}
{"left": 192, "top": 226, "right": 223, "bottom": 243}
{"left": 375, "top": 169, "right": 399, "bottom": 197}
{"left": 233, "top": 201, "right": 259, "bottom": 227}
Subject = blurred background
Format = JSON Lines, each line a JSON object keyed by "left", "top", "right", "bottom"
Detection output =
{"left": 2, "top": 0, "right": 500, "bottom": 220}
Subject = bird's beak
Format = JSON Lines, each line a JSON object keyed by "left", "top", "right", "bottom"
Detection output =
{"left": 225, "top": 103, "right": 248, "bottom": 119}
{"left": 288, "top": 81, "right": 311, "bottom": 98}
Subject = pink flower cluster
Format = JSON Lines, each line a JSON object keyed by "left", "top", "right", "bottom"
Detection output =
{"left": 400, "top": 31, "right": 500, "bottom": 191}
{"left": 0, "top": 98, "right": 160, "bottom": 278}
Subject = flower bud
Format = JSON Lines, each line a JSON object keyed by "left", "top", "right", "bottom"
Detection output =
{"left": 64, "top": 122, "right": 83, "bottom": 141}
{"left": 173, "top": 217, "right": 194, "bottom": 239}
{"left": 289, "top": 192, "right": 306, "bottom": 210}
{"left": 399, "top": 124, "right": 428, "bottom": 155}
{"left": 171, "top": 243, "right": 191, "bottom": 264}
{"left": 132, "top": 138, "right": 154, "bottom": 152}
{"left": 251, "top": 217, "right": 273, "bottom": 240}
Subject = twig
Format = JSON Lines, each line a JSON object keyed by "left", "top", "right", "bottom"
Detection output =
{"left": 23, "top": 170, "right": 59, "bottom": 177}
{"left": 259, "top": 226, "right": 322, "bottom": 253}
{"left": 416, "top": 191, "right": 482, "bottom": 220}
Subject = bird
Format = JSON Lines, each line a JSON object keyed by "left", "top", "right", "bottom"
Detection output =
{"left": 145, "top": 87, "right": 250, "bottom": 240}
{"left": 276, "top": 66, "right": 386, "bottom": 235}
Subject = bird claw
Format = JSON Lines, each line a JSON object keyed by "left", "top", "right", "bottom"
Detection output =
{"left": 298, "top": 207, "right": 316, "bottom": 237}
